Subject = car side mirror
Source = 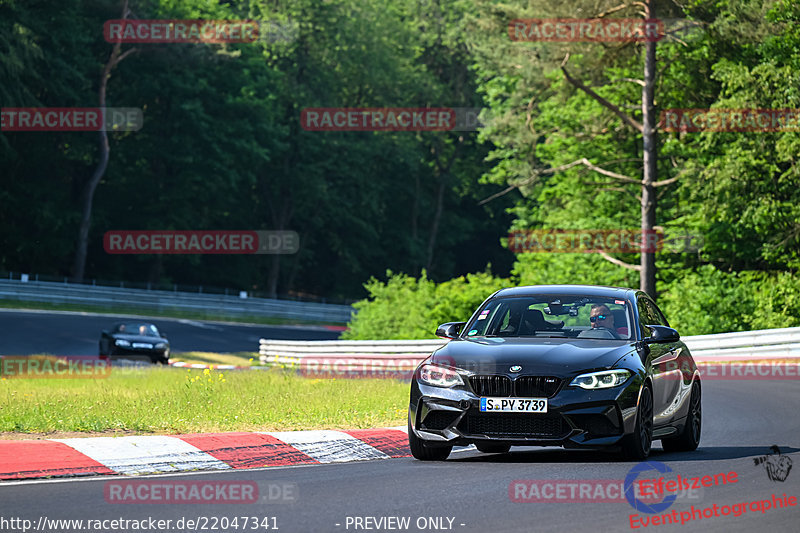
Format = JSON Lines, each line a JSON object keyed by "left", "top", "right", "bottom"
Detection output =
{"left": 643, "top": 325, "right": 680, "bottom": 344}
{"left": 435, "top": 322, "right": 466, "bottom": 340}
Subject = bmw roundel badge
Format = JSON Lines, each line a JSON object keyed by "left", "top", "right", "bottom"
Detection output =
{"left": 510, "top": 365, "right": 522, "bottom": 373}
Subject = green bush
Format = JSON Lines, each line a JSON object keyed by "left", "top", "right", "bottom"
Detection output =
{"left": 343, "top": 270, "right": 506, "bottom": 340}
{"left": 659, "top": 265, "right": 800, "bottom": 335}
{"left": 344, "top": 264, "right": 800, "bottom": 340}
{"left": 513, "top": 253, "right": 639, "bottom": 288}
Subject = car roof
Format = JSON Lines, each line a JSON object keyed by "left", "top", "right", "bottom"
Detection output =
{"left": 491, "top": 284, "right": 636, "bottom": 300}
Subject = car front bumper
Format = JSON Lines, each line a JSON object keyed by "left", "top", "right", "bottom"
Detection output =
{"left": 109, "top": 347, "right": 169, "bottom": 360}
{"left": 409, "top": 377, "right": 642, "bottom": 448}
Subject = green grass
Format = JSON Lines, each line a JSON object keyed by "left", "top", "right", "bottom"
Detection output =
{"left": 0, "top": 299, "right": 347, "bottom": 327}
{"left": 0, "top": 365, "right": 408, "bottom": 436}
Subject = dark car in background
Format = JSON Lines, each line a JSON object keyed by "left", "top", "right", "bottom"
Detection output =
{"left": 99, "top": 322, "right": 170, "bottom": 364}
{"left": 408, "top": 285, "right": 702, "bottom": 461}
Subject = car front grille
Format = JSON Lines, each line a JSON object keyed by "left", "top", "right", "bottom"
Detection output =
{"left": 462, "top": 413, "right": 567, "bottom": 438}
{"left": 468, "top": 375, "right": 562, "bottom": 398}
{"left": 468, "top": 375, "right": 512, "bottom": 397}
{"left": 515, "top": 376, "right": 562, "bottom": 398}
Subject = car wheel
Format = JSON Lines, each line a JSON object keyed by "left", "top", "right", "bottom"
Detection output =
{"left": 622, "top": 385, "right": 653, "bottom": 460}
{"left": 475, "top": 442, "right": 511, "bottom": 454}
{"left": 661, "top": 381, "right": 701, "bottom": 452}
{"left": 408, "top": 421, "right": 452, "bottom": 461}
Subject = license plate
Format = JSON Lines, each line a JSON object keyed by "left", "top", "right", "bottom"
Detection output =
{"left": 479, "top": 397, "right": 548, "bottom": 413}
{"left": 132, "top": 343, "right": 153, "bottom": 349}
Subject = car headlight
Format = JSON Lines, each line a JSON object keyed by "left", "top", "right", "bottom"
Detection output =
{"left": 155, "top": 343, "right": 166, "bottom": 349}
{"left": 115, "top": 339, "right": 131, "bottom": 347}
{"left": 570, "top": 369, "right": 631, "bottom": 389}
{"left": 418, "top": 363, "right": 464, "bottom": 388}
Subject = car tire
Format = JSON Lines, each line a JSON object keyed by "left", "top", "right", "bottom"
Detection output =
{"left": 475, "top": 442, "right": 511, "bottom": 454}
{"left": 622, "top": 385, "right": 653, "bottom": 460}
{"left": 661, "top": 381, "right": 701, "bottom": 452}
{"left": 408, "top": 421, "right": 452, "bottom": 461}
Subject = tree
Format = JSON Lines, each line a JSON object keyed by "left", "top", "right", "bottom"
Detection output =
{"left": 466, "top": 0, "right": 695, "bottom": 298}
{"left": 71, "top": 0, "right": 137, "bottom": 281}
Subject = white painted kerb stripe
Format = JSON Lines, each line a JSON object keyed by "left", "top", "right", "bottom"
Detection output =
{"left": 54, "top": 436, "right": 231, "bottom": 475}
{"left": 263, "top": 430, "right": 389, "bottom": 463}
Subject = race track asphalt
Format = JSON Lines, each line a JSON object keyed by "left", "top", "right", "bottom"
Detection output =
{"left": 2, "top": 379, "right": 799, "bottom": 533}
{"left": 0, "top": 308, "right": 341, "bottom": 356}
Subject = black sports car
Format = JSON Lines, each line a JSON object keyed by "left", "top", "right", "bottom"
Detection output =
{"left": 99, "top": 322, "right": 170, "bottom": 364}
{"left": 408, "top": 285, "right": 701, "bottom": 460}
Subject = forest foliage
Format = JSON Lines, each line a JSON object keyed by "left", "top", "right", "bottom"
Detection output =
{"left": 2, "top": 0, "right": 798, "bottom": 334}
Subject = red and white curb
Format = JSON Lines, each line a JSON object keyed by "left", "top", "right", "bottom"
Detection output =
{"left": 0, "top": 426, "right": 410, "bottom": 480}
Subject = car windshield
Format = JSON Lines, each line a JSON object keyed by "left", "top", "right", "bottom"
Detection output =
{"left": 114, "top": 323, "right": 160, "bottom": 337}
{"left": 464, "top": 295, "right": 633, "bottom": 341}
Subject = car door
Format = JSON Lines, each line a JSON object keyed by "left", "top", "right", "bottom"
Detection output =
{"left": 639, "top": 295, "right": 681, "bottom": 426}
{"left": 647, "top": 298, "right": 692, "bottom": 425}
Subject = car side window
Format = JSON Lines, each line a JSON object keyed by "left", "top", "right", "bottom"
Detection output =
{"left": 641, "top": 298, "right": 665, "bottom": 326}
{"left": 647, "top": 300, "right": 670, "bottom": 327}
{"left": 637, "top": 298, "right": 653, "bottom": 338}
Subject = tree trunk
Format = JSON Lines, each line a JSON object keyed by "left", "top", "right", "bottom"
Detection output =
{"left": 72, "top": 125, "right": 110, "bottom": 281}
{"left": 640, "top": 0, "right": 658, "bottom": 298}
{"left": 70, "top": 0, "right": 134, "bottom": 282}
{"left": 425, "top": 180, "right": 446, "bottom": 271}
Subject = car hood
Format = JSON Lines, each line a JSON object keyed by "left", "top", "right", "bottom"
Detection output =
{"left": 430, "top": 337, "right": 634, "bottom": 376}
{"left": 111, "top": 334, "right": 167, "bottom": 343}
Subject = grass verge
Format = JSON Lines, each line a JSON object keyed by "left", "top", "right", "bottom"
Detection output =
{"left": 0, "top": 366, "right": 408, "bottom": 437}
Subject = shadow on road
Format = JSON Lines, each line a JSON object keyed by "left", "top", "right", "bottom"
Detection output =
{"left": 448, "top": 445, "right": 799, "bottom": 464}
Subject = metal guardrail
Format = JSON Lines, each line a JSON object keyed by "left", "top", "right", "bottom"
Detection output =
{"left": 258, "top": 339, "right": 445, "bottom": 376}
{"left": 0, "top": 279, "right": 354, "bottom": 323}
{"left": 259, "top": 327, "right": 800, "bottom": 370}
{"left": 681, "top": 327, "right": 800, "bottom": 361}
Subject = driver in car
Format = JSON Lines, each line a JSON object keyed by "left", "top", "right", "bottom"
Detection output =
{"left": 590, "top": 304, "right": 619, "bottom": 337}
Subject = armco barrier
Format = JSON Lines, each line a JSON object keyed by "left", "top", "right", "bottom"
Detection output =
{"left": 259, "top": 339, "right": 446, "bottom": 375}
{"left": 0, "top": 278, "right": 353, "bottom": 323}
{"left": 682, "top": 327, "right": 800, "bottom": 361}
{"left": 258, "top": 327, "right": 800, "bottom": 371}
